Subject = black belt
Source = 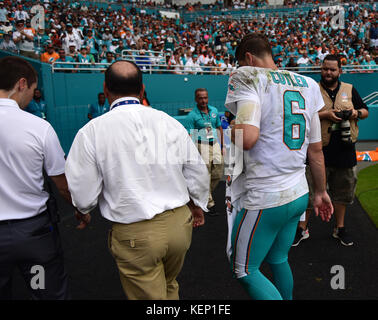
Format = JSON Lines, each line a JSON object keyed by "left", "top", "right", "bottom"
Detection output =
{"left": 198, "top": 140, "right": 214, "bottom": 146}
{"left": 0, "top": 210, "right": 48, "bottom": 225}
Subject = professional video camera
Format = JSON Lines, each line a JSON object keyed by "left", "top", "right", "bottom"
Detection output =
{"left": 334, "top": 109, "right": 353, "bottom": 144}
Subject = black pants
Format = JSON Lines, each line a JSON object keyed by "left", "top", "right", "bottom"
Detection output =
{"left": 0, "top": 211, "right": 70, "bottom": 300}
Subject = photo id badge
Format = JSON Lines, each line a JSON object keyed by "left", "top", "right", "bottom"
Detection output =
{"left": 204, "top": 121, "right": 214, "bottom": 140}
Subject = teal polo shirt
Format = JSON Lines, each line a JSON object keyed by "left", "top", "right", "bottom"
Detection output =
{"left": 185, "top": 105, "right": 221, "bottom": 142}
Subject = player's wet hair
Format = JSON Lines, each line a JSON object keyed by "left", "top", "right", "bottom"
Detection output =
{"left": 323, "top": 54, "right": 341, "bottom": 68}
{"left": 105, "top": 60, "right": 142, "bottom": 96}
{"left": 235, "top": 33, "right": 272, "bottom": 62}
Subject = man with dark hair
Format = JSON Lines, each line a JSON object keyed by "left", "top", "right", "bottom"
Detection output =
{"left": 185, "top": 88, "right": 224, "bottom": 216}
{"left": 55, "top": 48, "right": 76, "bottom": 72}
{"left": 0, "top": 56, "right": 71, "bottom": 299}
{"left": 25, "top": 88, "right": 47, "bottom": 119}
{"left": 65, "top": 61, "right": 210, "bottom": 300}
{"left": 224, "top": 33, "right": 333, "bottom": 300}
{"left": 294, "top": 54, "right": 369, "bottom": 247}
{"left": 235, "top": 33, "right": 272, "bottom": 62}
{"left": 87, "top": 92, "right": 109, "bottom": 120}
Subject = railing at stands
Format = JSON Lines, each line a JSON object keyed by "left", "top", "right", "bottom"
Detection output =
{"left": 51, "top": 61, "right": 378, "bottom": 75}
{"left": 121, "top": 49, "right": 167, "bottom": 66}
{"left": 51, "top": 60, "right": 236, "bottom": 74}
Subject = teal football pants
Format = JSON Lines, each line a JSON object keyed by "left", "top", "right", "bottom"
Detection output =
{"left": 230, "top": 193, "right": 309, "bottom": 300}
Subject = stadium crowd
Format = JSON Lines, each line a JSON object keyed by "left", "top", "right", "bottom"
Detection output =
{"left": 0, "top": 0, "right": 376, "bottom": 73}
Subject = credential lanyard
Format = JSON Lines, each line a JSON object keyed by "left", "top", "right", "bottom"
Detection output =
{"left": 111, "top": 99, "right": 139, "bottom": 110}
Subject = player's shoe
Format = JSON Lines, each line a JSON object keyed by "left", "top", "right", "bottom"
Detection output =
{"left": 292, "top": 227, "right": 310, "bottom": 247}
{"left": 333, "top": 227, "right": 354, "bottom": 246}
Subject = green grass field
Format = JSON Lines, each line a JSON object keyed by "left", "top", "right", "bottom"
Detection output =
{"left": 356, "top": 163, "right": 378, "bottom": 228}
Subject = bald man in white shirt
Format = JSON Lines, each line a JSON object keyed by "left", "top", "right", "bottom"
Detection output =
{"left": 65, "top": 60, "right": 210, "bottom": 300}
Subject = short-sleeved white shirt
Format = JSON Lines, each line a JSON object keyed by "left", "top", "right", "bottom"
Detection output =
{"left": 0, "top": 99, "right": 66, "bottom": 221}
{"left": 13, "top": 28, "right": 34, "bottom": 52}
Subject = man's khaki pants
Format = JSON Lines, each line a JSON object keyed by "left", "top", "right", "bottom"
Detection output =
{"left": 198, "top": 142, "right": 224, "bottom": 208}
{"left": 108, "top": 205, "right": 193, "bottom": 300}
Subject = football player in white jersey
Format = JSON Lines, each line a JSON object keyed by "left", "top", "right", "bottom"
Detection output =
{"left": 224, "top": 33, "right": 333, "bottom": 300}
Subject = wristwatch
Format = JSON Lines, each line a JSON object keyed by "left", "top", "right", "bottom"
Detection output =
{"left": 357, "top": 110, "right": 362, "bottom": 119}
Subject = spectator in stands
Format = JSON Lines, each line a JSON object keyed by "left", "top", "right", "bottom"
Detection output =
{"left": 34, "top": 27, "right": 50, "bottom": 56}
{"left": 98, "top": 43, "right": 109, "bottom": 61}
{"left": 72, "top": 21, "right": 84, "bottom": 43}
{"left": 13, "top": 19, "right": 36, "bottom": 59}
{"left": 317, "top": 43, "right": 330, "bottom": 61}
{"left": 214, "top": 53, "right": 227, "bottom": 74}
{"left": 185, "top": 54, "right": 202, "bottom": 74}
{"left": 0, "top": 20, "right": 12, "bottom": 35}
{"left": 168, "top": 50, "right": 184, "bottom": 74}
{"left": 77, "top": 46, "right": 95, "bottom": 70}
{"left": 102, "top": 27, "right": 113, "bottom": 43}
{"left": 0, "top": 32, "right": 17, "bottom": 52}
{"left": 150, "top": 50, "right": 164, "bottom": 71}
{"left": 84, "top": 29, "right": 99, "bottom": 60}
{"left": 0, "top": 2, "right": 8, "bottom": 23}
{"left": 271, "top": 39, "right": 284, "bottom": 63}
{"left": 40, "top": 43, "right": 59, "bottom": 64}
{"left": 14, "top": 4, "right": 29, "bottom": 22}
{"left": 115, "top": 40, "right": 126, "bottom": 59}
{"left": 24, "top": 19, "right": 35, "bottom": 37}
{"left": 313, "top": 57, "right": 321, "bottom": 67}
{"left": 297, "top": 51, "right": 313, "bottom": 66}
{"left": 286, "top": 57, "right": 298, "bottom": 71}
{"left": 109, "top": 38, "right": 119, "bottom": 54}
{"left": 50, "top": 29, "right": 62, "bottom": 49}
{"left": 361, "top": 54, "right": 377, "bottom": 72}
{"left": 67, "top": 44, "right": 79, "bottom": 61}
{"left": 199, "top": 49, "right": 211, "bottom": 68}
{"left": 223, "top": 56, "right": 235, "bottom": 74}
{"left": 61, "top": 23, "right": 82, "bottom": 54}
{"left": 55, "top": 48, "right": 76, "bottom": 72}
{"left": 135, "top": 49, "right": 151, "bottom": 72}
{"left": 101, "top": 51, "right": 115, "bottom": 65}
{"left": 369, "top": 22, "right": 378, "bottom": 48}
{"left": 297, "top": 51, "right": 314, "bottom": 71}
{"left": 88, "top": 92, "right": 109, "bottom": 120}
{"left": 25, "top": 88, "right": 47, "bottom": 119}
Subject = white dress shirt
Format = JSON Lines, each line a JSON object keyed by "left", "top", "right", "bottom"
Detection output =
{"left": 0, "top": 99, "right": 66, "bottom": 221}
{"left": 65, "top": 97, "right": 209, "bottom": 224}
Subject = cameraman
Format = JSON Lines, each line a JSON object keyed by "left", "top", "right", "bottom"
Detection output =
{"left": 318, "top": 55, "right": 368, "bottom": 246}
{"left": 294, "top": 54, "right": 369, "bottom": 247}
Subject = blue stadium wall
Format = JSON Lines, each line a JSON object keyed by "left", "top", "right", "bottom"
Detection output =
{"left": 0, "top": 51, "right": 377, "bottom": 155}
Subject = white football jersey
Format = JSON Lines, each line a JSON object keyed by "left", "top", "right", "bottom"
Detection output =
{"left": 225, "top": 66, "right": 324, "bottom": 209}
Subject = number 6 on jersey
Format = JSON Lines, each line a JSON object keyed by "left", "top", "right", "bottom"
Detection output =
{"left": 283, "top": 90, "right": 306, "bottom": 150}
